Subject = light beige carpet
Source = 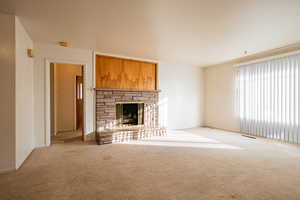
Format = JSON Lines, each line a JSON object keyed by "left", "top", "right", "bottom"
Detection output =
{"left": 1, "top": 128, "right": 300, "bottom": 200}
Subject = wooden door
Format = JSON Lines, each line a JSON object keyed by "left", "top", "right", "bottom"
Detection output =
{"left": 76, "top": 76, "right": 83, "bottom": 130}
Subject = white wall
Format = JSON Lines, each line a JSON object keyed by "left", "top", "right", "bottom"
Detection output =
{"left": 15, "top": 17, "right": 35, "bottom": 169}
{"left": 33, "top": 45, "right": 204, "bottom": 147}
{"left": 203, "top": 45, "right": 300, "bottom": 132}
{"left": 158, "top": 63, "right": 204, "bottom": 129}
{"left": 34, "top": 43, "right": 94, "bottom": 147}
{"left": 0, "top": 12, "right": 16, "bottom": 172}
{"left": 203, "top": 64, "right": 239, "bottom": 132}
{"left": 0, "top": 14, "right": 35, "bottom": 172}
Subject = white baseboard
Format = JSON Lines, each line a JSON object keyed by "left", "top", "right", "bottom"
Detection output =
{"left": 56, "top": 129, "right": 75, "bottom": 133}
{"left": 0, "top": 167, "right": 15, "bottom": 174}
{"left": 16, "top": 147, "right": 34, "bottom": 170}
{"left": 35, "top": 143, "right": 49, "bottom": 148}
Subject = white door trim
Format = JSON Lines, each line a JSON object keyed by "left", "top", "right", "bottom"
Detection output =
{"left": 45, "top": 58, "right": 88, "bottom": 146}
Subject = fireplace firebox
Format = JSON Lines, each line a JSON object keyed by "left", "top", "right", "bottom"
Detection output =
{"left": 116, "top": 103, "right": 144, "bottom": 125}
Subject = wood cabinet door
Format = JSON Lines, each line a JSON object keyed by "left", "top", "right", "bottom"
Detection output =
{"left": 96, "top": 55, "right": 157, "bottom": 90}
{"left": 96, "top": 56, "right": 123, "bottom": 89}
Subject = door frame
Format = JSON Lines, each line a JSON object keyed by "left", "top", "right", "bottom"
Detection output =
{"left": 45, "top": 58, "right": 87, "bottom": 145}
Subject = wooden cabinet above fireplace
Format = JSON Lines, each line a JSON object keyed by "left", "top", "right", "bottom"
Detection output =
{"left": 95, "top": 55, "right": 157, "bottom": 90}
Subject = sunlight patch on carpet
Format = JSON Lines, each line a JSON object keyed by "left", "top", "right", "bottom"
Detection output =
{"left": 119, "top": 130, "right": 243, "bottom": 150}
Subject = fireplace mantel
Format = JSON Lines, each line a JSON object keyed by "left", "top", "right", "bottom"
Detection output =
{"left": 94, "top": 88, "right": 161, "bottom": 93}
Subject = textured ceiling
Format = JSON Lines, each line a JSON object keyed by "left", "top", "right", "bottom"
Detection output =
{"left": 1, "top": 0, "right": 300, "bottom": 66}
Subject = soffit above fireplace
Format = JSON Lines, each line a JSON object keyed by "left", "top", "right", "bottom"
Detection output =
{"left": 95, "top": 54, "right": 158, "bottom": 91}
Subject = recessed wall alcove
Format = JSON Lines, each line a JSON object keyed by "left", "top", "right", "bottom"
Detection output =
{"left": 94, "top": 54, "right": 164, "bottom": 144}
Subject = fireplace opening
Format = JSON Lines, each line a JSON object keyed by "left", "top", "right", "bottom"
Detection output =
{"left": 116, "top": 103, "right": 144, "bottom": 126}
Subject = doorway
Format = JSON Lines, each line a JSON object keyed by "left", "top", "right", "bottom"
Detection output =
{"left": 50, "top": 63, "right": 84, "bottom": 143}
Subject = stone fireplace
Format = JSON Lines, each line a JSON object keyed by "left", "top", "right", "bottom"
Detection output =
{"left": 96, "top": 89, "right": 159, "bottom": 130}
{"left": 94, "top": 55, "right": 166, "bottom": 145}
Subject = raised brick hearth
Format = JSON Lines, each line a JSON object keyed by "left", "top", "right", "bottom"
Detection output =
{"left": 96, "top": 89, "right": 160, "bottom": 130}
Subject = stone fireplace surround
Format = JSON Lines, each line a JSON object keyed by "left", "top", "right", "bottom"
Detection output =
{"left": 95, "top": 89, "right": 165, "bottom": 144}
{"left": 96, "top": 89, "right": 160, "bottom": 130}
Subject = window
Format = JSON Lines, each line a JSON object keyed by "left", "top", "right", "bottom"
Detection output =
{"left": 236, "top": 53, "right": 300, "bottom": 143}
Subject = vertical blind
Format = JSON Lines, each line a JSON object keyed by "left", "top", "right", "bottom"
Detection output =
{"left": 236, "top": 53, "right": 300, "bottom": 143}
